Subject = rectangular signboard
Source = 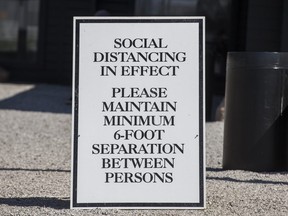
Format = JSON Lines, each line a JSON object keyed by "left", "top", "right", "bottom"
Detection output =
{"left": 72, "top": 17, "right": 205, "bottom": 209}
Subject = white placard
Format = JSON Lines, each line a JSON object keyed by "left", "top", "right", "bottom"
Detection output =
{"left": 72, "top": 17, "right": 205, "bottom": 209}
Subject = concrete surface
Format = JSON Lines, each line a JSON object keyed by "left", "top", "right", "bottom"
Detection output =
{"left": 0, "top": 83, "right": 287, "bottom": 215}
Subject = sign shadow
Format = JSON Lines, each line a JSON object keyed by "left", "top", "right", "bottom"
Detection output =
{"left": 0, "top": 84, "right": 71, "bottom": 114}
{"left": 0, "top": 197, "right": 70, "bottom": 210}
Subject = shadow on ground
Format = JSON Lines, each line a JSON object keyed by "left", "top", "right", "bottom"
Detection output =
{"left": 207, "top": 176, "right": 288, "bottom": 185}
{"left": 0, "top": 197, "right": 70, "bottom": 209}
{"left": 0, "top": 167, "right": 70, "bottom": 173}
{"left": 207, "top": 167, "right": 288, "bottom": 185}
{"left": 0, "top": 84, "right": 71, "bottom": 114}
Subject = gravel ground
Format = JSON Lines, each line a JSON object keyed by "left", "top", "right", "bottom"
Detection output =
{"left": 0, "top": 83, "right": 287, "bottom": 215}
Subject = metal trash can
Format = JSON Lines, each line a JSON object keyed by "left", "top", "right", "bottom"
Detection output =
{"left": 223, "top": 52, "right": 288, "bottom": 171}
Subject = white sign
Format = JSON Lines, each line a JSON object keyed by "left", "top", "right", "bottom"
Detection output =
{"left": 72, "top": 17, "right": 205, "bottom": 209}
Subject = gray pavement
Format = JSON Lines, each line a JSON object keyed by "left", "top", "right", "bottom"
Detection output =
{"left": 0, "top": 83, "right": 287, "bottom": 215}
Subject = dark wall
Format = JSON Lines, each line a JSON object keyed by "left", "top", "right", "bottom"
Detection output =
{"left": 41, "top": 0, "right": 135, "bottom": 84}
{"left": 281, "top": 0, "right": 288, "bottom": 51}
{"left": 96, "top": 0, "right": 135, "bottom": 15}
{"left": 5, "top": 0, "right": 135, "bottom": 84}
{"left": 40, "top": 0, "right": 96, "bottom": 84}
{"left": 245, "top": 0, "right": 284, "bottom": 51}
{"left": 3, "top": 0, "right": 286, "bottom": 84}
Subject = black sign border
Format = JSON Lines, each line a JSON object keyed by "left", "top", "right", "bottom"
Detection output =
{"left": 72, "top": 17, "right": 205, "bottom": 209}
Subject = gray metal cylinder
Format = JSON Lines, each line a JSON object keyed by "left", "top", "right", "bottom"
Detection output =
{"left": 223, "top": 52, "right": 288, "bottom": 171}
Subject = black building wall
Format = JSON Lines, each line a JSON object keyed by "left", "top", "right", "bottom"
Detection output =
{"left": 3, "top": 0, "right": 135, "bottom": 84}
{"left": 96, "top": 0, "right": 135, "bottom": 15}
{"left": 40, "top": 0, "right": 135, "bottom": 84}
{"left": 245, "top": 0, "right": 285, "bottom": 51}
{"left": 2, "top": 0, "right": 287, "bottom": 86}
{"left": 40, "top": 0, "right": 96, "bottom": 84}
